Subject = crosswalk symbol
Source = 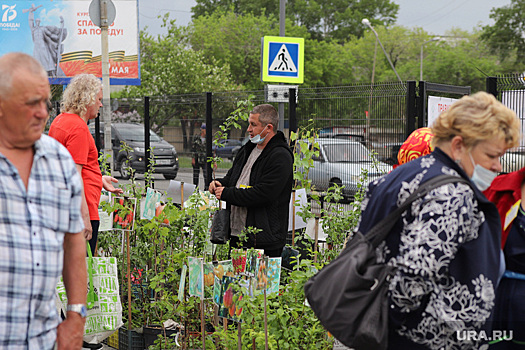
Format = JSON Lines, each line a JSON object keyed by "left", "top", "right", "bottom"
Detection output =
{"left": 261, "top": 36, "right": 304, "bottom": 84}
{"left": 269, "top": 44, "right": 297, "bottom": 73}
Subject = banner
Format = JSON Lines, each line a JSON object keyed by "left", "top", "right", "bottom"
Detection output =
{"left": 0, "top": 0, "right": 140, "bottom": 85}
{"left": 427, "top": 96, "right": 458, "bottom": 128}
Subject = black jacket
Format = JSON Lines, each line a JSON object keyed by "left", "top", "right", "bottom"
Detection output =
{"left": 217, "top": 131, "right": 293, "bottom": 250}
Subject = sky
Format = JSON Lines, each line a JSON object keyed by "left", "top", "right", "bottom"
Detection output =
{"left": 138, "top": 0, "right": 512, "bottom": 37}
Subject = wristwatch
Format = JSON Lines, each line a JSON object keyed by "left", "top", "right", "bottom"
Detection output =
{"left": 67, "top": 304, "right": 88, "bottom": 318}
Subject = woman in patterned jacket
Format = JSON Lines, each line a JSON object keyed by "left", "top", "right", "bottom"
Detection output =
{"left": 357, "top": 92, "right": 520, "bottom": 349}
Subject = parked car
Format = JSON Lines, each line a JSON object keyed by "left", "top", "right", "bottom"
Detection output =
{"left": 318, "top": 127, "right": 366, "bottom": 145}
{"left": 212, "top": 139, "right": 242, "bottom": 160}
{"left": 298, "top": 138, "right": 392, "bottom": 199}
{"left": 231, "top": 135, "right": 250, "bottom": 158}
{"left": 500, "top": 146, "right": 525, "bottom": 173}
{"left": 89, "top": 122, "right": 179, "bottom": 180}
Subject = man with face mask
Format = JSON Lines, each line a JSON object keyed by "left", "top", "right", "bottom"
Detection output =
{"left": 209, "top": 104, "right": 293, "bottom": 257}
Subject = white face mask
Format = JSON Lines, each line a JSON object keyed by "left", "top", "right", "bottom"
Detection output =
{"left": 468, "top": 152, "right": 497, "bottom": 191}
{"left": 249, "top": 124, "right": 269, "bottom": 145}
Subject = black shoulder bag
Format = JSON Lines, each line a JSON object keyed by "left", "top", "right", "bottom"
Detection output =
{"left": 304, "top": 175, "right": 471, "bottom": 350}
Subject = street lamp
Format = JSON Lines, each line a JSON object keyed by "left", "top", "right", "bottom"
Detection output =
{"left": 420, "top": 37, "right": 441, "bottom": 81}
{"left": 362, "top": 18, "right": 402, "bottom": 83}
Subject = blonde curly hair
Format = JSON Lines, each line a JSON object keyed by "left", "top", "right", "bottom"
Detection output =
{"left": 61, "top": 74, "right": 102, "bottom": 117}
{"left": 431, "top": 91, "right": 520, "bottom": 150}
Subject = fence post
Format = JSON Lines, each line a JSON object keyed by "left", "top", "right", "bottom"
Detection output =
{"left": 144, "top": 96, "right": 153, "bottom": 188}
{"left": 417, "top": 81, "right": 426, "bottom": 128}
{"left": 94, "top": 113, "right": 101, "bottom": 155}
{"left": 405, "top": 81, "right": 417, "bottom": 139}
{"left": 486, "top": 77, "right": 498, "bottom": 97}
{"left": 205, "top": 92, "right": 213, "bottom": 188}
{"left": 289, "top": 87, "right": 297, "bottom": 140}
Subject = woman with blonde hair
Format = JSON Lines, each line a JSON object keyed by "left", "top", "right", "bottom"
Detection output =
{"left": 49, "top": 74, "right": 123, "bottom": 254}
{"left": 356, "top": 91, "right": 520, "bottom": 349}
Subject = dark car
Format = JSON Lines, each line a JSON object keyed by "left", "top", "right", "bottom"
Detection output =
{"left": 89, "top": 122, "right": 179, "bottom": 180}
{"left": 231, "top": 136, "right": 250, "bottom": 159}
{"left": 371, "top": 142, "right": 403, "bottom": 165}
{"left": 212, "top": 139, "right": 242, "bottom": 160}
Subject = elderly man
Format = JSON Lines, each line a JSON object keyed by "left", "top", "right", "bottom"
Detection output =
{"left": 0, "top": 52, "right": 87, "bottom": 349}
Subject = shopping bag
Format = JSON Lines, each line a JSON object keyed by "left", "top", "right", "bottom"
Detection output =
{"left": 304, "top": 175, "right": 471, "bottom": 349}
{"left": 210, "top": 209, "right": 230, "bottom": 244}
{"left": 56, "top": 247, "right": 124, "bottom": 343}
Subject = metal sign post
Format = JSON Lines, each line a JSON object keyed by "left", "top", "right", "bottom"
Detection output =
{"left": 89, "top": 0, "right": 116, "bottom": 171}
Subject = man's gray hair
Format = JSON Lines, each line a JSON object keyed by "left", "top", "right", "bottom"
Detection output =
{"left": 250, "top": 104, "right": 278, "bottom": 130}
{"left": 0, "top": 52, "right": 47, "bottom": 99}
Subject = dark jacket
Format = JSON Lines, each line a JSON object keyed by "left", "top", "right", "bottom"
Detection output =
{"left": 358, "top": 148, "right": 501, "bottom": 349}
{"left": 217, "top": 131, "right": 293, "bottom": 250}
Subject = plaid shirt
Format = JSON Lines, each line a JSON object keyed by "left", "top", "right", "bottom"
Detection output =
{"left": 0, "top": 135, "right": 83, "bottom": 350}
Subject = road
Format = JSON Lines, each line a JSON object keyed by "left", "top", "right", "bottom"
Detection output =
{"left": 114, "top": 167, "right": 228, "bottom": 194}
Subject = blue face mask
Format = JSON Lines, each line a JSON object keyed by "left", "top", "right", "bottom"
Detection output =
{"left": 469, "top": 153, "right": 497, "bottom": 191}
{"left": 249, "top": 124, "right": 269, "bottom": 145}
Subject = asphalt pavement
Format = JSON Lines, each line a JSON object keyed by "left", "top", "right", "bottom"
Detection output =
{"left": 115, "top": 167, "right": 228, "bottom": 194}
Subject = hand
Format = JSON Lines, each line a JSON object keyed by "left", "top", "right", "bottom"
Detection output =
{"left": 214, "top": 186, "right": 224, "bottom": 200}
{"left": 208, "top": 180, "right": 222, "bottom": 194}
{"left": 57, "top": 312, "right": 85, "bottom": 350}
{"left": 102, "top": 175, "right": 124, "bottom": 194}
{"left": 192, "top": 158, "right": 196, "bottom": 167}
{"left": 83, "top": 216, "right": 92, "bottom": 240}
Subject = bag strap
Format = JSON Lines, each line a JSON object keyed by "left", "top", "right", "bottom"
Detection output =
{"left": 367, "top": 174, "right": 472, "bottom": 247}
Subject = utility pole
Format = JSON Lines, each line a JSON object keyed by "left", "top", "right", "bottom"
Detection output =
{"left": 278, "top": 0, "right": 285, "bottom": 132}
{"left": 100, "top": 0, "right": 112, "bottom": 171}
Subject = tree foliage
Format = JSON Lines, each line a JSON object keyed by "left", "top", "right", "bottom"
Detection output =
{"left": 481, "top": 0, "right": 525, "bottom": 64}
{"left": 192, "top": 0, "right": 399, "bottom": 42}
{"left": 190, "top": 11, "right": 357, "bottom": 88}
{"left": 115, "top": 15, "right": 238, "bottom": 147}
{"left": 121, "top": 15, "right": 237, "bottom": 97}
{"left": 190, "top": 11, "right": 277, "bottom": 90}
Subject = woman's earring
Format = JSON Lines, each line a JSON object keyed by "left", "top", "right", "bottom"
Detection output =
{"left": 455, "top": 159, "right": 461, "bottom": 165}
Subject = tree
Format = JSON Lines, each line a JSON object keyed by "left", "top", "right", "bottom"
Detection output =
{"left": 189, "top": 11, "right": 277, "bottom": 90}
{"left": 190, "top": 11, "right": 357, "bottom": 89}
{"left": 117, "top": 15, "right": 237, "bottom": 150}
{"left": 192, "top": 0, "right": 399, "bottom": 42}
{"left": 481, "top": 0, "right": 525, "bottom": 64}
{"left": 291, "top": 0, "right": 398, "bottom": 42}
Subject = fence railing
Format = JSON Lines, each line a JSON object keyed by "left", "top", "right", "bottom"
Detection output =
{"left": 46, "top": 77, "right": 525, "bottom": 187}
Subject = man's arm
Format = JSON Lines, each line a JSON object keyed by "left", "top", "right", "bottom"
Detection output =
{"left": 57, "top": 232, "right": 87, "bottom": 350}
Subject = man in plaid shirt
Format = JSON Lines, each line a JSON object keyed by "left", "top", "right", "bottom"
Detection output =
{"left": 0, "top": 52, "right": 87, "bottom": 349}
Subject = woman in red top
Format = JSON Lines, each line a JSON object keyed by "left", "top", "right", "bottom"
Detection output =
{"left": 49, "top": 74, "right": 123, "bottom": 255}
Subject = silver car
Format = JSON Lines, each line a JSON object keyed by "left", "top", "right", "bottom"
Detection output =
{"left": 300, "top": 138, "right": 392, "bottom": 198}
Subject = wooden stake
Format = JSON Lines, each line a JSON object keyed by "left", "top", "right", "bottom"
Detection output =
{"left": 237, "top": 321, "right": 242, "bottom": 350}
{"left": 201, "top": 299, "right": 206, "bottom": 350}
{"left": 264, "top": 288, "right": 269, "bottom": 350}
{"left": 180, "top": 181, "right": 185, "bottom": 209}
{"left": 126, "top": 229, "right": 132, "bottom": 347}
{"left": 314, "top": 216, "right": 319, "bottom": 263}
{"left": 291, "top": 190, "right": 296, "bottom": 247}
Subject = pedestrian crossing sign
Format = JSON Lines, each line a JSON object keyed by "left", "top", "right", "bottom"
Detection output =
{"left": 261, "top": 36, "right": 304, "bottom": 84}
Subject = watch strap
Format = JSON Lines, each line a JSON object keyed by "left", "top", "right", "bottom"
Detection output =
{"left": 67, "top": 304, "right": 87, "bottom": 318}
